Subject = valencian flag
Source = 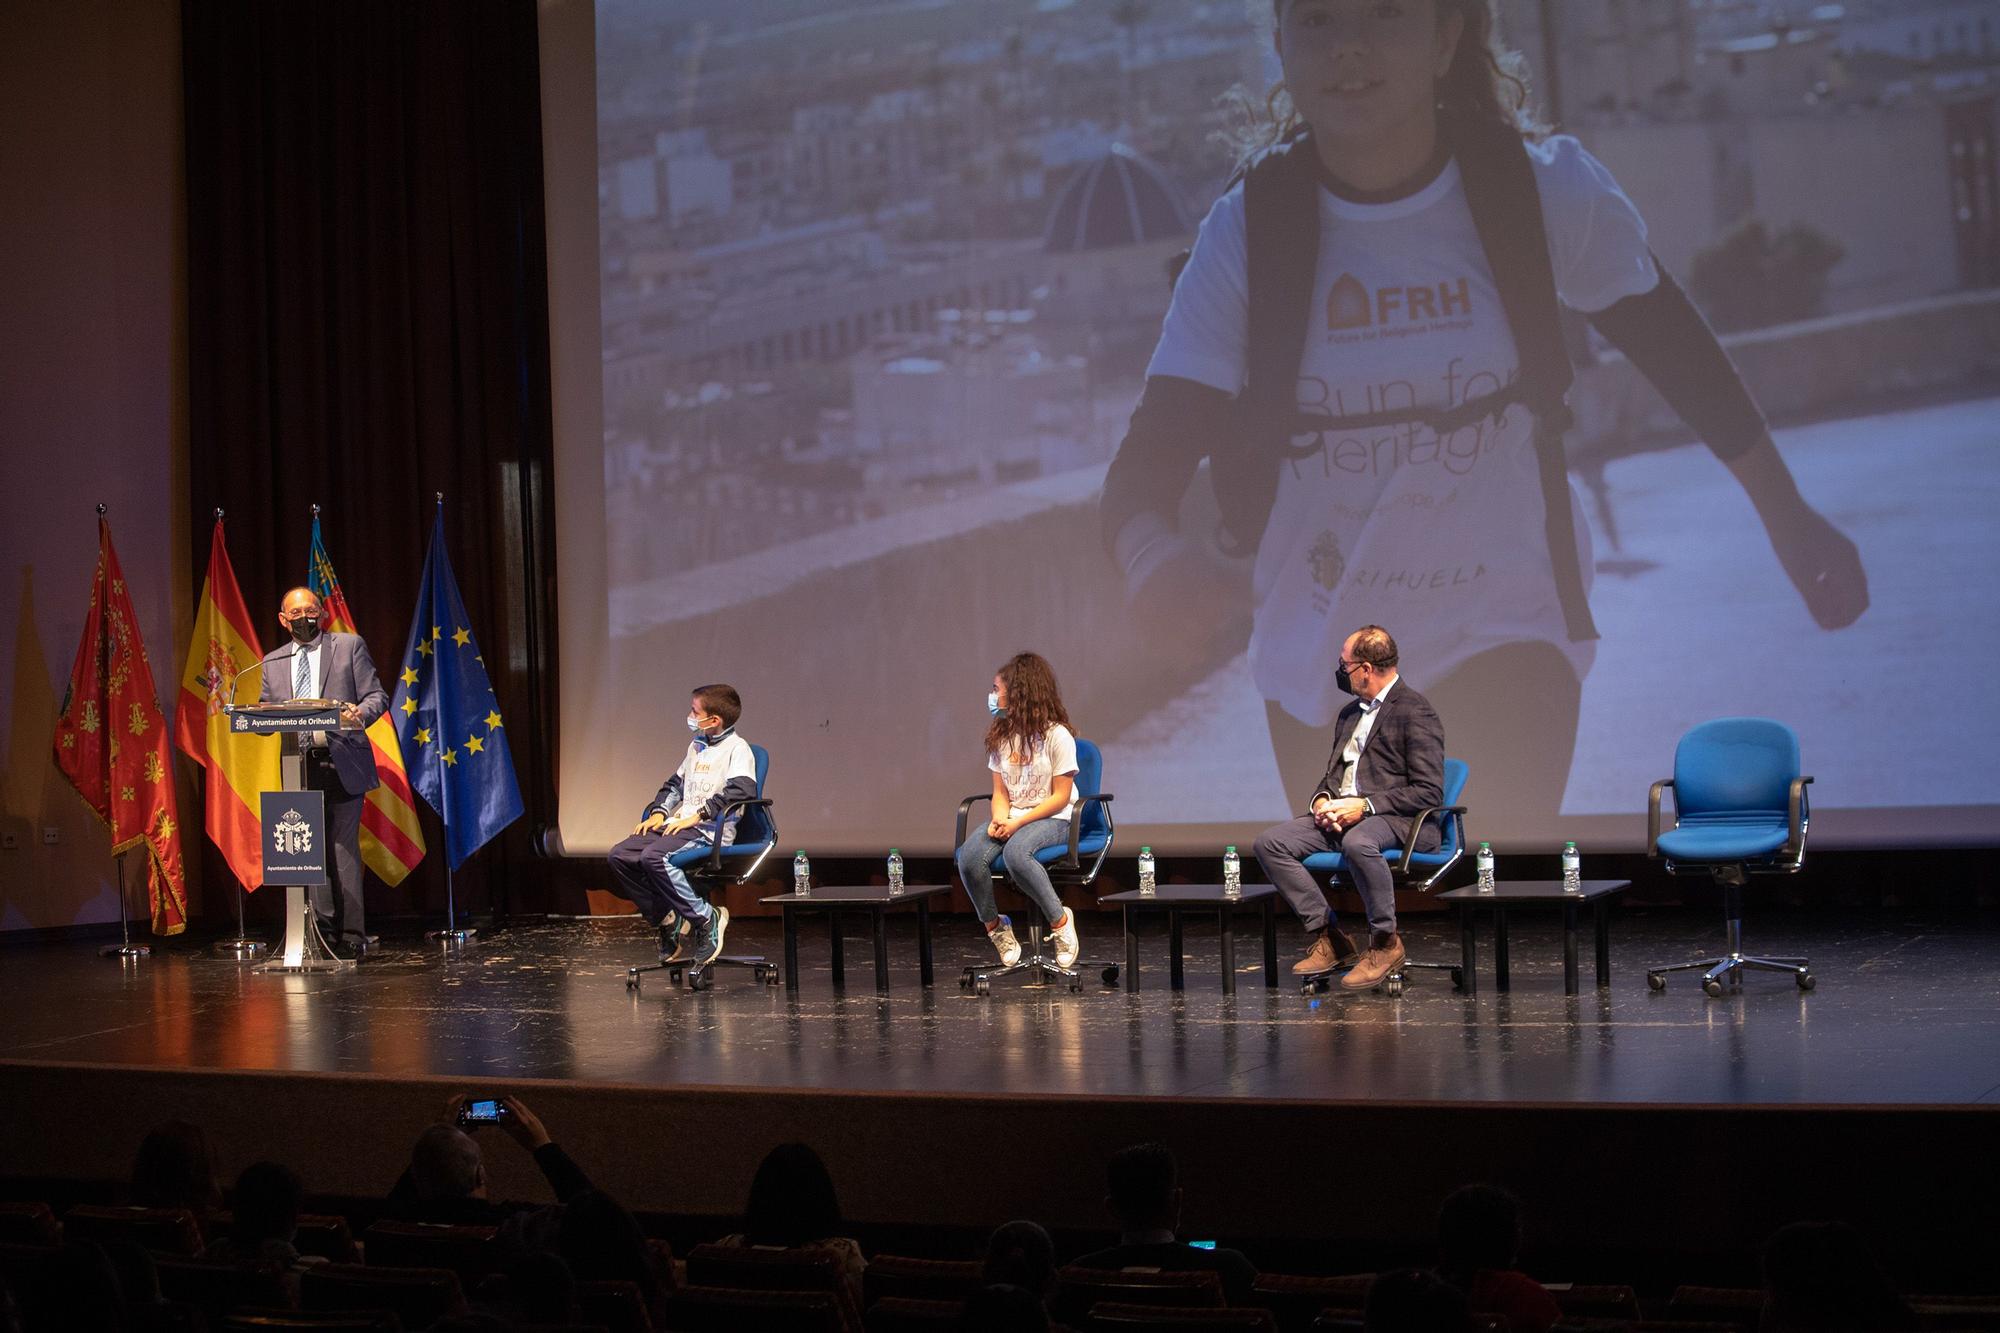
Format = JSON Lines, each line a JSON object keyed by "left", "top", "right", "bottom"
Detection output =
{"left": 173, "top": 515, "right": 280, "bottom": 889}
{"left": 390, "top": 504, "right": 523, "bottom": 869}
{"left": 308, "top": 511, "right": 427, "bottom": 885}
{"left": 52, "top": 513, "right": 188, "bottom": 934}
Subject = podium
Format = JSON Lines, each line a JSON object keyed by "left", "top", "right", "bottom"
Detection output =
{"left": 225, "top": 700, "right": 360, "bottom": 974}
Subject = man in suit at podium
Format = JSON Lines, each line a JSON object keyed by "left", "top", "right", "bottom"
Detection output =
{"left": 260, "top": 587, "right": 389, "bottom": 954}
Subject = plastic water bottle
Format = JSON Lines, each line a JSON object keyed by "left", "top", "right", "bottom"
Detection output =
{"left": 1561, "top": 841, "right": 1581, "bottom": 894}
{"left": 794, "top": 849, "right": 811, "bottom": 899}
{"left": 1222, "top": 845, "right": 1241, "bottom": 901}
{"left": 886, "top": 848, "right": 905, "bottom": 897}
{"left": 1476, "top": 841, "right": 1496, "bottom": 894}
{"left": 1137, "top": 846, "right": 1157, "bottom": 898}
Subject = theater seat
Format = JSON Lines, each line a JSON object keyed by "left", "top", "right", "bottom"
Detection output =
{"left": 1055, "top": 1267, "right": 1223, "bottom": 1326}
{"left": 863, "top": 1254, "right": 985, "bottom": 1306}
{"left": 64, "top": 1203, "right": 205, "bottom": 1256}
{"left": 1088, "top": 1302, "right": 1279, "bottom": 1331}
{"left": 360, "top": 1219, "right": 497, "bottom": 1278}
{"left": 660, "top": 1284, "right": 850, "bottom": 1332}
{"left": 300, "top": 1262, "right": 465, "bottom": 1328}
{"left": 0, "top": 1202, "right": 60, "bottom": 1247}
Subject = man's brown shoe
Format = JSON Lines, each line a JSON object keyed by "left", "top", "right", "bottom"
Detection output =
{"left": 1340, "top": 931, "right": 1407, "bottom": 990}
{"left": 1291, "top": 928, "right": 1362, "bottom": 975}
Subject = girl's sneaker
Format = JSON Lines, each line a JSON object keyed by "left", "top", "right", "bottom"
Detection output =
{"left": 1051, "top": 912, "right": 1080, "bottom": 969}
{"left": 987, "top": 915, "right": 1022, "bottom": 966}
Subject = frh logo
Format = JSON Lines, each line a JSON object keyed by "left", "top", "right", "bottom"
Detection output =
{"left": 1326, "top": 273, "right": 1472, "bottom": 330}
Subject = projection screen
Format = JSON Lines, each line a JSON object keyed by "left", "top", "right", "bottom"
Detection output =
{"left": 546, "top": 0, "right": 2000, "bottom": 856}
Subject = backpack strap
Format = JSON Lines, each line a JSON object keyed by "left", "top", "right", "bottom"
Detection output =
{"left": 1452, "top": 114, "right": 1600, "bottom": 642}
{"left": 1224, "top": 134, "right": 1321, "bottom": 557}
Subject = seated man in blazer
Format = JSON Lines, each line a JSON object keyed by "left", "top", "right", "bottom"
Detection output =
{"left": 1252, "top": 625, "right": 1445, "bottom": 991}
{"left": 259, "top": 587, "right": 389, "bottom": 952}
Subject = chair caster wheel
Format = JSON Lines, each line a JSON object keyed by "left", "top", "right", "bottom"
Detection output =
{"left": 1703, "top": 977, "right": 1725, "bottom": 998}
{"left": 668, "top": 966, "right": 683, "bottom": 985}
{"left": 1301, "top": 974, "right": 1330, "bottom": 995}
{"left": 1101, "top": 965, "right": 1120, "bottom": 986}
{"left": 1449, "top": 968, "right": 1464, "bottom": 992}
{"left": 1647, "top": 972, "right": 1666, "bottom": 992}
{"left": 958, "top": 974, "right": 972, "bottom": 990}
{"left": 765, "top": 968, "right": 782, "bottom": 987}
{"left": 1796, "top": 971, "right": 1815, "bottom": 991}
{"left": 1069, "top": 977, "right": 1084, "bottom": 993}
{"left": 625, "top": 971, "right": 641, "bottom": 993}
{"left": 975, "top": 977, "right": 991, "bottom": 997}
{"left": 1384, "top": 976, "right": 1404, "bottom": 998}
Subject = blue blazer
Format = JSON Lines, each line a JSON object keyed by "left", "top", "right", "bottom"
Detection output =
{"left": 259, "top": 631, "right": 389, "bottom": 797}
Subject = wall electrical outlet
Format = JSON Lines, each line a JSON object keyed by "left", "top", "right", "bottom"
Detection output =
{"left": 0, "top": 831, "right": 18, "bottom": 850}
{"left": 42, "top": 826, "right": 59, "bottom": 845}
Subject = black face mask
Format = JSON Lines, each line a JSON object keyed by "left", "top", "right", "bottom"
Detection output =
{"left": 1335, "top": 664, "right": 1355, "bottom": 695}
{"left": 288, "top": 616, "right": 321, "bottom": 645}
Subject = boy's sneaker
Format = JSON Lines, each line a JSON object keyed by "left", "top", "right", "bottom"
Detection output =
{"left": 1051, "top": 912, "right": 1080, "bottom": 969}
{"left": 987, "top": 915, "right": 1022, "bottom": 967}
{"left": 689, "top": 905, "right": 730, "bottom": 967}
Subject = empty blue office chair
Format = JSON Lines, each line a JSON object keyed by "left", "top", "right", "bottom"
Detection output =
{"left": 1645, "top": 718, "right": 1814, "bottom": 996}
{"left": 626, "top": 743, "right": 781, "bottom": 994}
{"left": 955, "top": 737, "right": 1115, "bottom": 995}
{"left": 1298, "top": 757, "right": 1469, "bottom": 997}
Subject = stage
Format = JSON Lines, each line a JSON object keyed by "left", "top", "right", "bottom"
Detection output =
{"left": 4, "top": 906, "right": 1998, "bottom": 1280}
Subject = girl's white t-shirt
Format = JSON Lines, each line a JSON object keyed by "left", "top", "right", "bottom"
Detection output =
{"left": 989, "top": 723, "right": 1082, "bottom": 821}
{"left": 1147, "top": 135, "right": 1659, "bottom": 727}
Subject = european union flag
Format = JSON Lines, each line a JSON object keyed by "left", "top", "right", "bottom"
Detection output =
{"left": 389, "top": 507, "right": 524, "bottom": 869}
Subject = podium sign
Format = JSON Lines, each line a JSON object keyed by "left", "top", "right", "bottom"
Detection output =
{"left": 261, "top": 790, "right": 327, "bottom": 887}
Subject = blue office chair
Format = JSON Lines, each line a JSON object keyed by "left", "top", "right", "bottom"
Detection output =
{"left": 954, "top": 737, "right": 1115, "bottom": 995}
{"left": 625, "top": 743, "right": 782, "bottom": 994}
{"left": 1298, "top": 757, "right": 1469, "bottom": 997}
{"left": 1644, "top": 718, "right": 1814, "bottom": 996}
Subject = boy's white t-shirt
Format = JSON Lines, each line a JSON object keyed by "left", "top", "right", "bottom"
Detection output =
{"left": 1147, "top": 135, "right": 1659, "bottom": 728}
{"left": 989, "top": 723, "right": 1082, "bottom": 821}
{"left": 670, "top": 731, "right": 757, "bottom": 843}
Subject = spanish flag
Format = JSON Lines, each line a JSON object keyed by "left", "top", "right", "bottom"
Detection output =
{"left": 53, "top": 514, "right": 189, "bottom": 934}
{"left": 308, "top": 513, "right": 427, "bottom": 886}
{"left": 174, "top": 516, "right": 280, "bottom": 890}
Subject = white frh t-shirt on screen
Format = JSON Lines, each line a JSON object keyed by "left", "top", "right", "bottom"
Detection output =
{"left": 668, "top": 732, "right": 757, "bottom": 845}
{"left": 1148, "top": 136, "right": 1660, "bottom": 729}
{"left": 990, "top": 724, "right": 1082, "bottom": 822}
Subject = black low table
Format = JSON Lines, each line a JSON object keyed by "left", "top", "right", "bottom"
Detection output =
{"left": 758, "top": 884, "right": 952, "bottom": 993}
{"left": 1097, "top": 883, "right": 1280, "bottom": 995}
{"left": 1435, "top": 879, "right": 1632, "bottom": 996}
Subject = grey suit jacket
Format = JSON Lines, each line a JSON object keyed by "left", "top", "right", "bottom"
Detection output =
{"left": 1312, "top": 680, "right": 1447, "bottom": 848}
{"left": 259, "top": 631, "right": 389, "bottom": 798}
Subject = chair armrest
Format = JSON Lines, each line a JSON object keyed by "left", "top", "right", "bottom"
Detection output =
{"left": 1058, "top": 793, "right": 1116, "bottom": 868}
{"left": 1392, "top": 804, "right": 1466, "bottom": 888}
{"left": 1783, "top": 776, "right": 1813, "bottom": 863}
{"left": 1647, "top": 779, "right": 1674, "bottom": 858}
{"left": 701, "top": 797, "right": 773, "bottom": 876}
{"left": 955, "top": 794, "right": 993, "bottom": 851}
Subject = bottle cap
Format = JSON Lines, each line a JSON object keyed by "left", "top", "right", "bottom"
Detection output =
{"left": 1141, "top": 845, "right": 1151, "bottom": 853}
{"left": 1225, "top": 845, "right": 1237, "bottom": 853}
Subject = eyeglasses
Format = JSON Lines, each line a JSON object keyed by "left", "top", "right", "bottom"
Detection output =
{"left": 1339, "top": 658, "right": 1371, "bottom": 674}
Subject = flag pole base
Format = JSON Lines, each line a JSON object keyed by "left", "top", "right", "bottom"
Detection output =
{"left": 428, "top": 926, "right": 477, "bottom": 951}
{"left": 252, "top": 887, "right": 352, "bottom": 974}
{"left": 212, "top": 936, "right": 269, "bottom": 960}
{"left": 99, "top": 942, "right": 151, "bottom": 960}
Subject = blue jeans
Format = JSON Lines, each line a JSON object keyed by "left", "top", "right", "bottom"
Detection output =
{"left": 955, "top": 817, "right": 1070, "bottom": 926}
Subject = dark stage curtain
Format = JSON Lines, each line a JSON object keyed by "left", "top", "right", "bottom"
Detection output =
{"left": 182, "top": 0, "right": 558, "bottom": 918}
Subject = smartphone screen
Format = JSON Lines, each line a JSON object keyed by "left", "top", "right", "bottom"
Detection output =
{"left": 1187, "top": 1240, "right": 1217, "bottom": 1251}
{"left": 464, "top": 1098, "right": 504, "bottom": 1122}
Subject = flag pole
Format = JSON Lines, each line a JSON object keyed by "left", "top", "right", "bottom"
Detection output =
{"left": 207, "top": 507, "right": 270, "bottom": 961}
{"left": 425, "top": 493, "right": 476, "bottom": 953}
{"left": 100, "top": 850, "right": 150, "bottom": 960}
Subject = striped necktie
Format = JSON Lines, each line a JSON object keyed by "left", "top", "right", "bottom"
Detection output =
{"left": 293, "top": 644, "right": 311, "bottom": 700}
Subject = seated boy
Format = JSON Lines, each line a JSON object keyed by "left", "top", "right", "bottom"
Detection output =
{"left": 606, "top": 683, "right": 755, "bottom": 966}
